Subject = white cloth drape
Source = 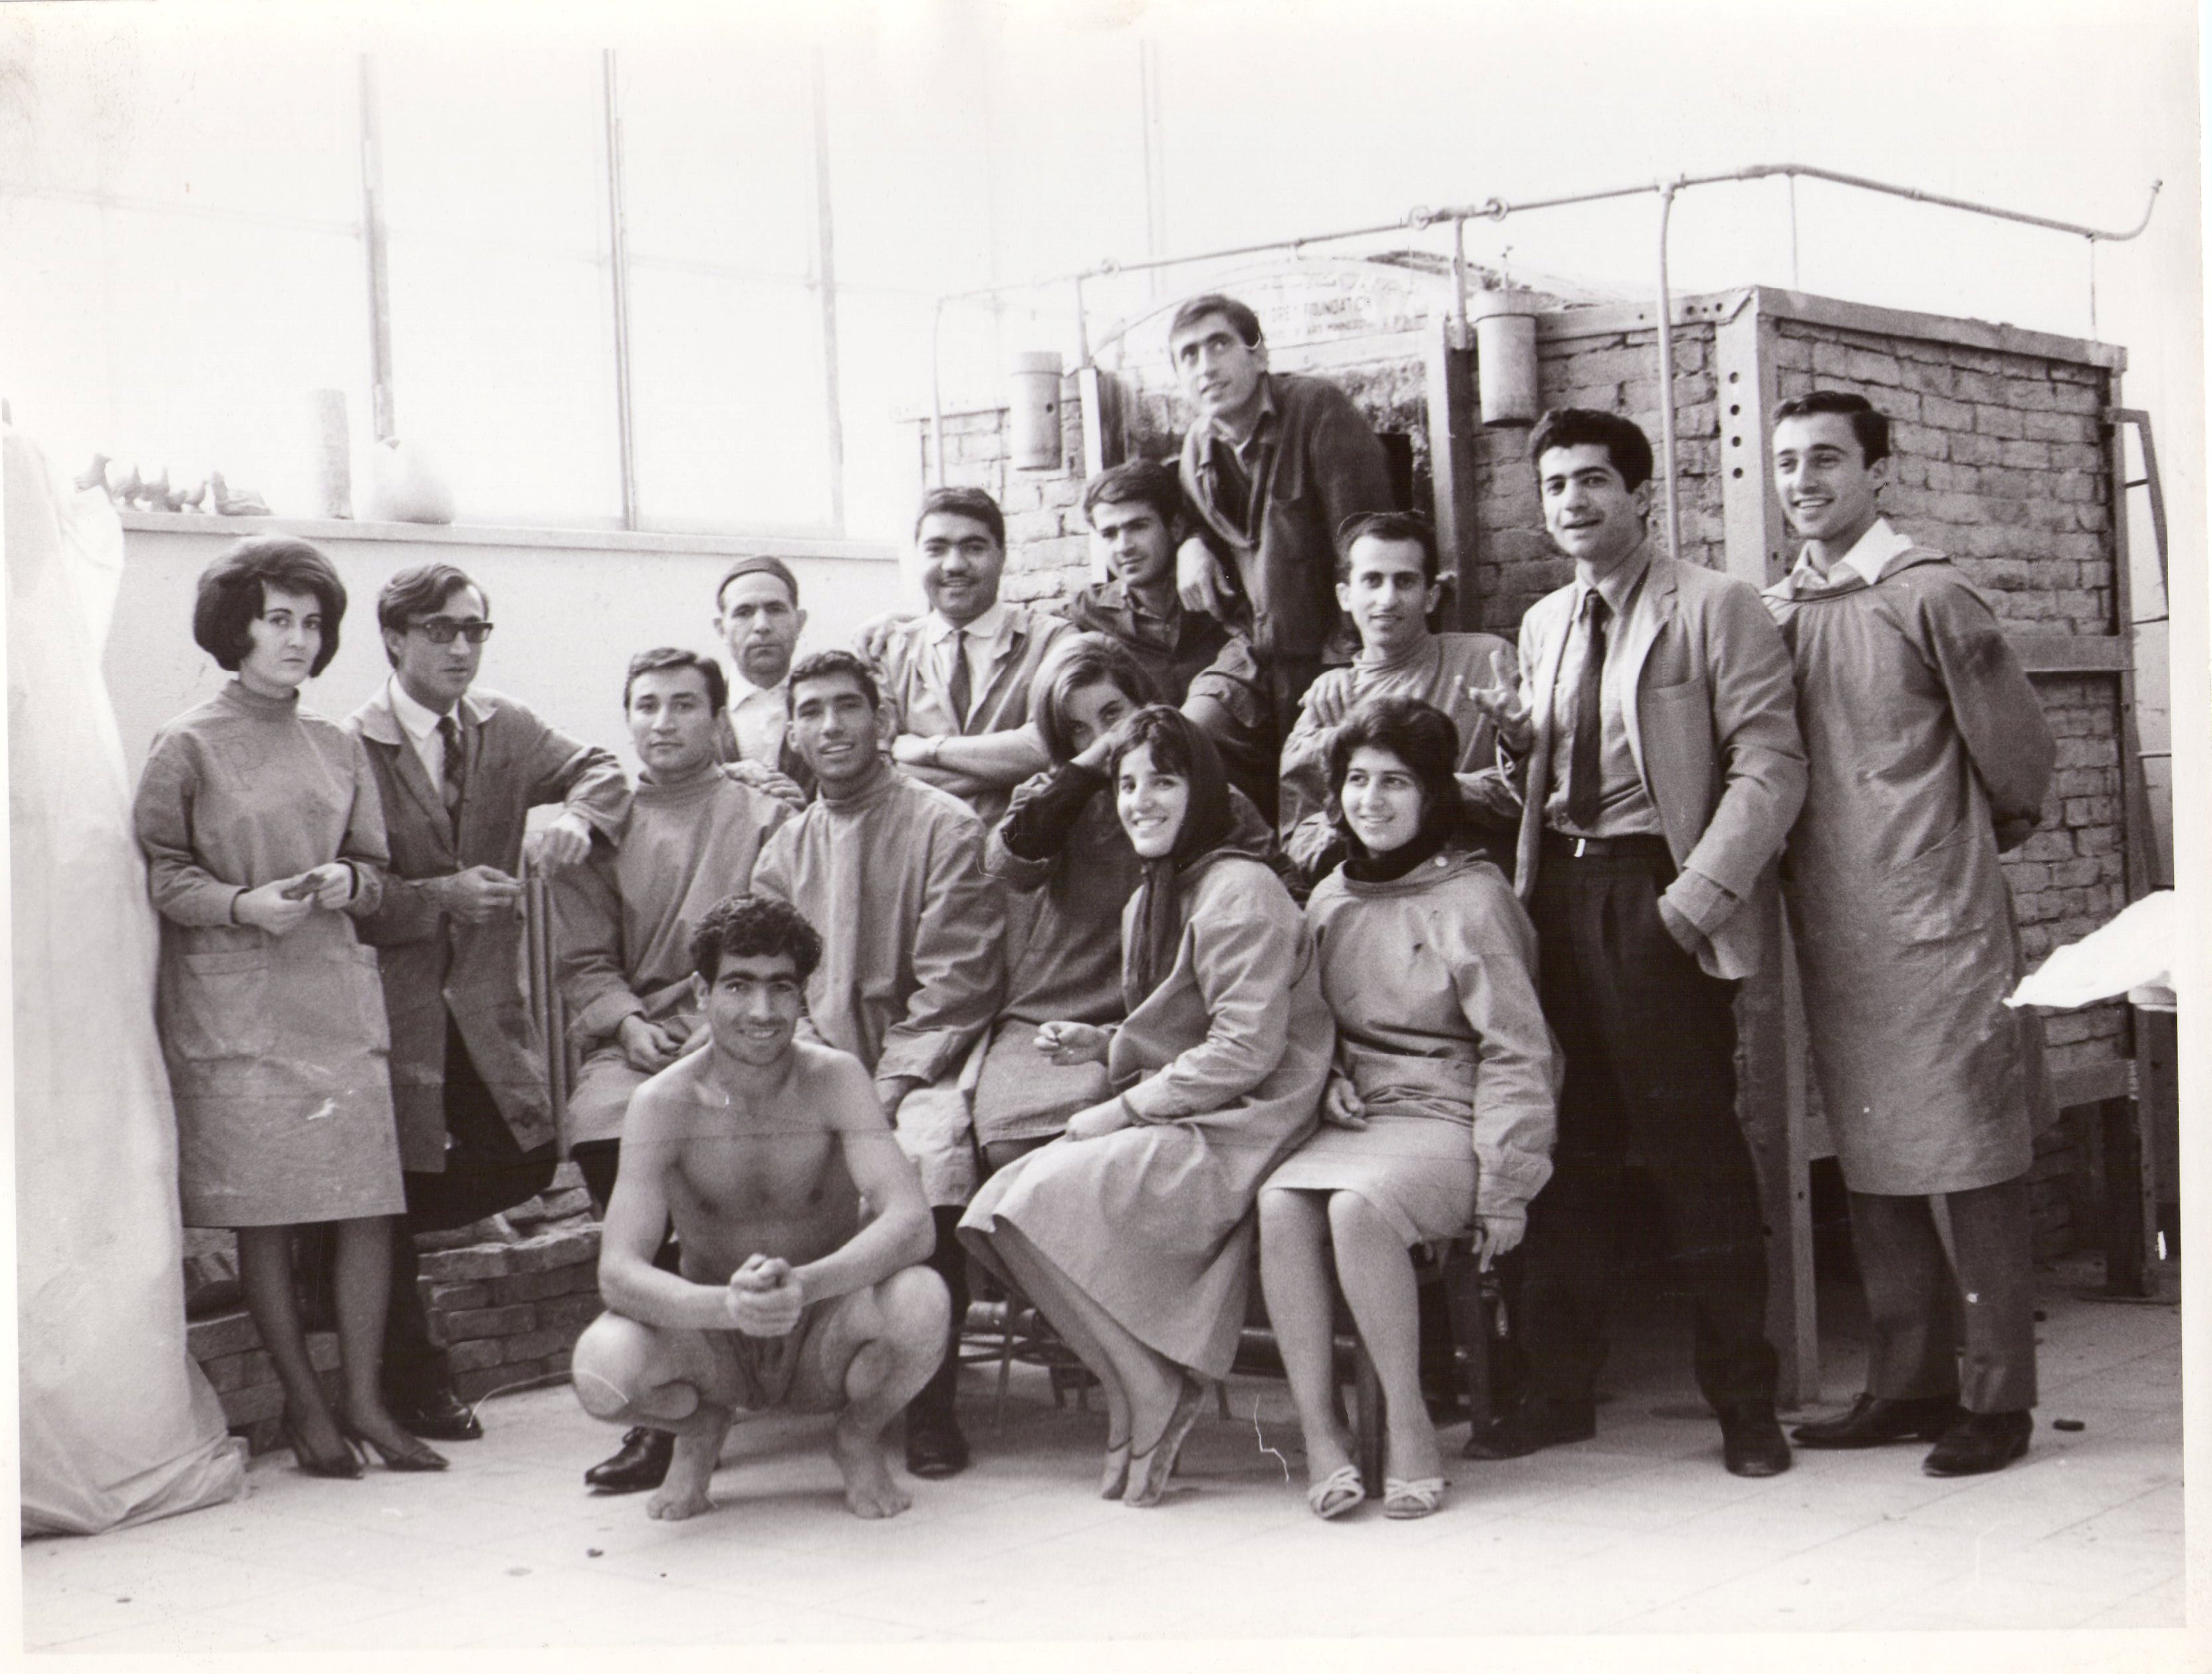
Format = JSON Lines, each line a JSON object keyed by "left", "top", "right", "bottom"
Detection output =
{"left": 9, "top": 425, "right": 246, "bottom": 1534}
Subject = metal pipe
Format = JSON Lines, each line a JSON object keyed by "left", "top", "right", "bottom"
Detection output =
{"left": 357, "top": 55, "right": 396, "bottom": 442}
{"left": 1451, "top": 214, "right": 1470, "bottom": 346}
{"left": 808, "top": 47, "right": 846, "bottom": 533}
{"left": 929, "top": 295, "right": 947, "bottom": 487}
{"left": 1655, "top": 179, "right": 1681, "bottom": 560}
{"left": 601, "top": 49, "right": 639, "bottom": 531}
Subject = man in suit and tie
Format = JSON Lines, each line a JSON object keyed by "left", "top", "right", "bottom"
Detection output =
{"left": 349, "top": 563, "right": 629, "bottom": 1441}
{"left": 1463, "top": 410, "right": 1806, "bottom": 1477}
{"left": 875, "top": 487, "right": 1073, "bottom": 823}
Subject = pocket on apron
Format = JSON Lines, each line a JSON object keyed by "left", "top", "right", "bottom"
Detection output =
{"left": 166, "top": 949, "right": 276, "bottom": 1060}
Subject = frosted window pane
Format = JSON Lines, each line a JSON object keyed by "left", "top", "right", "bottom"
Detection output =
{"left": 626, "top": 269, "right": 830, "bottom": 529}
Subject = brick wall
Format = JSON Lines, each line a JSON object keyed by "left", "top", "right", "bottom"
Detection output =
{"left": 1468, "top": 322, "right": 1725, "bottom": 632}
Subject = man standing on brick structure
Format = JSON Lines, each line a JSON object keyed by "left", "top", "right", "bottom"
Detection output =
{"left": 1462, "top": 410, "right": 1805, "bottom": 1477}
{"left": 1277, "top": 509, "right": 1519, "bottom": 887}
{"left": 555, "top": 648, "right": 795, "bottom": 1493}
{"left": 1172, "top": 292, "right": 1396, "bottom": 755}
{"left": 1766, "top": 390, "right": 2056, "bottom": 1477}
{"left": 712, "top": 554, "right": 814, "bottom": 804}
{"left": 350, "top": 563, "right": 629, "bottom": 1441}
{"left": 751, "top": 650, "right": 1006, "bottom": 1479}
{"left": 876, "top": 487, "right": 1072, "bottom": 823}
{"left": 570, "top": 894, "right": 947, "bottom": 1523}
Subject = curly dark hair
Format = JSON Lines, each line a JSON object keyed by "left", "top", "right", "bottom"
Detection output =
{"left": 690, "top": 894, "right": 825, "bottom": 987}
{"left": 191, "top": 537, "right": 348, "bottom": 675}
{"left": 1326, "top": 695, "right": 1466, "bottom": 842}
{"left": 1529, "top": 408, "right": 1656, "bottom": 493}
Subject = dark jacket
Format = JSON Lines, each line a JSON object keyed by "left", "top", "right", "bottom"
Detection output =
{"left": 1177, "top": 371, "right": 1395, "bottom": 667}
{"left": 349, "top": 682, "right": 629, "bottom": 1171}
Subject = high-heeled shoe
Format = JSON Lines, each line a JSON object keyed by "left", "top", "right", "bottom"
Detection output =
{"left": 340, "top": 1418, "right": 450, "bottom": 1473}
{"left": 1100, "top": 1437, "right": 1132, "bottom": 1500}
{"left": 281, "top": 1409, "right": 363, "bottom": 1480}
{"left": 1124, "top": 1374, "right": 1209, "bottom": 1509}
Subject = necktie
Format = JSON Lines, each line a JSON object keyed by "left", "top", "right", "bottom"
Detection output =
{"left": 437, "top": 715, "right": 466, "bottom": 814}
{"left": 1566, "top": 592, "right": 1610, "bottom": 831}
{"left": 947, "top": 628, "right": 972, "bottom": 731}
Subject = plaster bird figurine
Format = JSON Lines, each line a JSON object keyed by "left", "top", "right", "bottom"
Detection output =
{"left": 110, "top": 463, "right": 144, "bottom": 507}
{"left": 210, "top": 471, "right": 271, "bottom": 517}
{"left": 75, "top": 453, "right": 112, "bottom": 495}
{"left": 143, "top": 467, "right": 174, "bottom": 511}
{"left": 177, "top": 478, "right": 207, "bottom": 513}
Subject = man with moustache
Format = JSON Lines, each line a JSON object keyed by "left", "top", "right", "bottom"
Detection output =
{"left": 1462, "top": 410, "right": 1806, "bottom": 1477}
{"left": 1172, "top": 292, "right": 1396, "bottom": 748}
{"left": 875, "top": 486, "right": 1072, "bottom": 822}
{"left": 750, "top": 650, "right": 1006, "bottom": 1479}
{"left": 349, "top": 562, "right": 628, "bottom": 1441}
{"left": 1765, "top": 390, "right": 2055, "bottom": 1477}
{"left": 555, "top": 647, "right": 796, "bottom": 1493}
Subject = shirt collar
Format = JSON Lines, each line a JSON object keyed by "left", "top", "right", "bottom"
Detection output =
{"left": 927, "top": 600, "right": 1009, "bottom": 646}
{"left": 725, "top": 665, "right": 785, "bottom": 707}
{"left": 1201, "top": 374, "right": 1279, "bottom": 456}
{"left": 386, "top": 674, "right": 453, "bottom": 741}
{"left": 1802, "top": 517, "right": 1913, "bottom": 587}
{"left": 1577, "top": 540, "right": 1654, "bottom": 620}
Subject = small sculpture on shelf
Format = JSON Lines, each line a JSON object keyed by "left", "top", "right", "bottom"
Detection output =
{"left": 74, "top": 453, "right": 112, "bottom": 495}
{"left": 209, "top": 471, "right": 271, "bottom": 517}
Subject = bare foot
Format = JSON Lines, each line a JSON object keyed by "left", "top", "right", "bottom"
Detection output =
{"left": 646, "top": 1480, "right": 715, "bottom": 1521}
{"left": 645, "top": 1419, "right": 727, "bottom": 1520}
{"left": 1385, "top": 1410, "right": 1443, "bottom": 1486}
{"left": 831, "top": 1413, "right": 912, "bottom": 1519}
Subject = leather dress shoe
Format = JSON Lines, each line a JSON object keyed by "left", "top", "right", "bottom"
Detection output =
{"left": 388, "top": 1385, "right": 484, "bottom": 1442}
{"left": 904, "top": 1411, "right": 971, "bottom": 1479}
{"left": 1462, "top": 1399, "right": 1596, "bottom": 1461}
{"left": 1922, "top": 1409, "right": 2032, "bottom": 1477}
{"left": 585, "top": 1426, "right": 675, "bottom": 1493}
{"left": 1717, "top": 1404, "right": 1792, "bottom": 1477}
{"left": 1791, "top": 1392, "right": 1963, "bottom": 1449}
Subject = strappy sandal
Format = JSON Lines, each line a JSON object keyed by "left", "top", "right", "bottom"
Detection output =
{"left": 1306, "top": 1463, "right": 1365, "bottom": 1520}
{"left": 1382, "top": 1475, "right": 1447, "bottom": 1519}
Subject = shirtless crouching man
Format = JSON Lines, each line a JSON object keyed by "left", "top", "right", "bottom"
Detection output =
{"left": 569, "top": 894, "right": 949, "bottom": 1520}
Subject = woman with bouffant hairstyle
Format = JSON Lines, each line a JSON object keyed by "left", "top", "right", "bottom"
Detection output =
{"left": 136, "top": 537, "right": 443, "bottom": 1479}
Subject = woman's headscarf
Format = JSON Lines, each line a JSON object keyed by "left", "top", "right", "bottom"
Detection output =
{"left": 1111, "top": 705, "right": 1241, "bottom": 1008}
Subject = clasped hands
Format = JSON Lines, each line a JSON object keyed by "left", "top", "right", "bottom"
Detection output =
{"left": 233, "top": 863, "right": 356, "bottom": 933}
{"left": 723, "top": 1254, "right": 806, "bottom": 1338}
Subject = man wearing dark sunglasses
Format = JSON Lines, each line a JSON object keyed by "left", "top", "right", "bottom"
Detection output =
{"left": 348, "top": 562, "right": 630, "bottom": 1443}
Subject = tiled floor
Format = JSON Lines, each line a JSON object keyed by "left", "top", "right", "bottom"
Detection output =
{"left": 21, "top": 1256, "right": 2189, "bottom": 1652}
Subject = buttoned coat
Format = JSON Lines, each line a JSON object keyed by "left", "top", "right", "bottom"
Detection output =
{"left": 1505, "top": 554, "right": 1808, "bottom": 982}
{"left": 348, "top": 683, "right": 629, "bottom": 1172}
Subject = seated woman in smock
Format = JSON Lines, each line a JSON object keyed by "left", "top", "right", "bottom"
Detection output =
{"left": 133, "top": 538, "right": 443, "bottom": 1479}
{"left": 960, "top": 707, "right": 1331, "bottom": 1507}
{"left": 1260, "top": 696, "right": 1558, "bottom": 1520}
{"left": 977, "top": 634, "right": 1271, "bottom": 1171}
